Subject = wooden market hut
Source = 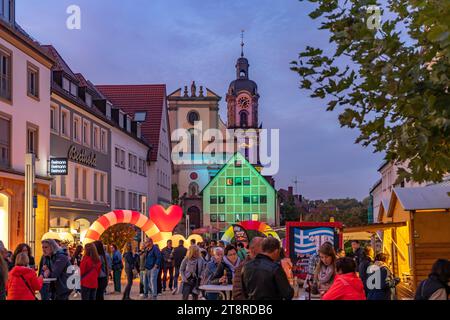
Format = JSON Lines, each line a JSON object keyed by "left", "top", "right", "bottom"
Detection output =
{"left": 344, "top": 185, "right": 450, "bottom": 299}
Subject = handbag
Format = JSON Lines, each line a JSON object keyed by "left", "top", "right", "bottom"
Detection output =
{"left": 20, "top": 275, "right": 39, "bottom": 301}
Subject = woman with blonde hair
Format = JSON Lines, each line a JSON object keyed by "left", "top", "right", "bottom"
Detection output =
{"left": 314, "top": 243, "right": 336, "bottom": 293}
{"left": 7, "top": 252, "right": 43, "bottom": 300}
{"left": 80, "top": 243, "right": 101, "bottom": 300}
{"left": 179, "top": 245, "right": 204, "bottom": 300}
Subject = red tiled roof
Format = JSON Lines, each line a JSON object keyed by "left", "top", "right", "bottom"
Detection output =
{"left": 96, "top": 84, "right": 167, "bottom": 161}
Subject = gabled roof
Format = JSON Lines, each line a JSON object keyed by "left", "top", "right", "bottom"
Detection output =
{"left": 377, "top": 196, "right": 391, "bottom": 222}
{"left": 200, "top": 152, "right": 276, "bottom": 194}
{"left": 387, "top": 186, "right": 450, "bottom": 216}
{"left": 96, "top": 84, "right": 167, "bottom": 161}
{"left": 40, "top": 45, "right": 78, "bottom": 79}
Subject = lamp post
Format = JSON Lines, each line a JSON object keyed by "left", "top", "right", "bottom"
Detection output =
{"left": 24, "top": 153, "right": 36, "bottom": 255}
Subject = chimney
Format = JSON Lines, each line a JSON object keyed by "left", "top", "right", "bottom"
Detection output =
{"left": 288, "top": 186, "right": 293, "bottom": 196}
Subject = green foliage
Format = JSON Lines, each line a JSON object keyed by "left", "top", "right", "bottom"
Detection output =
{"left": 172, "top": 183, "right": 180, "bottom": 204}
{"left": 291, "top": 0, "right": 450, "bottom": 183}
{"left": 100, "top": 223, "right": 136, "bottom": 252}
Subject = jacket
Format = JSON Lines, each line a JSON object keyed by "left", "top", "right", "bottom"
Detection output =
{"left": 366, "top": 262, "right": 396, "bottom": 300}
{"left": 322, "top": 273, "right": 366, "bottom": 300}
{"left": 144, "top": 245, "right": 162, "bottom": 270}
{"left": 201, "top": 260, "right": 232, "bottom": 286}
{"left": 49, "top": 249, "right": 72, "bottom": 300}
{"left": 123, "top": 252, "right": 136, "bottom": 272}
{"left": 173, "top": 245, "right": 188, "bottom": 268}
{"left": 415, "top": 274, "right": 449, "bottom": 300}
{"left": 161, "top": 246, "right": 174, "bottom": 268}
{"left": 241, "top": 254, "right": 294, "bottom": 300}
{"left": 358, "top": 255, "right": 373, "bottom": 294}
{"left": 232, "top": 257, "right": 249, "bottom": 300}
{"left": 7, "top": 266, "right": 43, "bottom": 300}
{"left": 112, "top": 250, "right": 123, "bottom": 271}
{"left": 179, "top": 257, "right": 204, "bottom": 283}
{"left": 80, "top": 256, "right": 101, "bottom": 289}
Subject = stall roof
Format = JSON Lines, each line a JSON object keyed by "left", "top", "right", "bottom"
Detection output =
{"left": 343, "top": 222, "right": 406, "bottom": 234}
{"left": 390, "top": 186, "right": 450, "bottom": 213}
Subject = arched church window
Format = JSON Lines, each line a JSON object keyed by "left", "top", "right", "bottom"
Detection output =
{"left": 240, "top": 70, "right": 246, "bottom": 78}
{"left": 240, "top": 111, "right": 248, "bottom": 128}
{"left": 188, "top": 182, "right": 199, "bottom": 197}
{"left": 187, "top": 111, "right": 200, "bottom": 125}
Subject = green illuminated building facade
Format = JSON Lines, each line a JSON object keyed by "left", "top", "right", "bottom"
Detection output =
{"left": 201, "top": 153, "right": 277, "bottom": 235}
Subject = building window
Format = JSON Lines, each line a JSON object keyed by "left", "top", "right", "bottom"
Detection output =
{"left": 226, "top": 178, "right": 233, "bottom": 186}
{"left": 82, "top": 120, "right": 90, "bottom": 146}
{"left": 93, "top": 172, "right": 98, "bottom": 201}
{"left": 26, "top": 124, "right": 38, "bottom": 156}
{"left": 61, "top": 108, "right": 69, "bottom": 138}
{"left": 134, "top": 112, "right": 146, "bottom": 122}
{"left": 210, "top": 196, "right": 217, "bottom": 204}
{"left": 50, "top": 105, "right": 58, "bottom": 133}
{"left": 100, "top": 129, "right": 107, "bottom": 153}
{"left": 100, "top": 174, "right": 105, "bottom": 203}
{"left": 243, "top": 196, "right": 250, "bottom": 204}
{"left": 187, "top": 111, "right": 200, "bottom": 125}
{"left": 235, "top": 177, "right": 242, "bottom": 186}
{"left": 51, "top": 178, "right": 57, "bottom": 196}
{"left": 239, "top": 111, "right": 248, "bottom": 127}
{"left": 82, "top": 169, "right": 87, "bottom": 200}
{"left": 210, "top": 214, "right": 217, "bottom": 223}
{"left": 260, "top": 195, "right": 267, "bottom": 204}
{"left": 0, "top": 0, "right": 14, "bottom": 23}
{"left": 62, "top": 77, "right": 70, "bottom": 92}
{"left": 60, "top": 176, "right": 66, "bottom": 197}
{"left": 74, "top": 167, "right": 79, "bottom": 199}
{"left": 188, "top": 182, "right": 199, "bottom": 197}
{"left": 73, "top": 115, "right": 81, "bottom": 143}
{"left": 234, "top": 160, "right": 242, "bottom": 167}
{"left": 70, "top": 82, "right": 78, "bottom": 96}
{"left": 27, "top": 62, "right": 39, "bottom": 99}
{"left": 243, "top": 177, "right": 250, "bottom": 185}
{"left": 128, "top": 154, "right": 137, "bottom": 173}
{"left": 251, "top": 195, "right": 259, "bottom": 204}
{"left": 0, "top": 114, "right": 11, "bottom": 168}
{"left": 218, "top": 196, "right": 226, "bottom": 204}
{"left": 219, "top": 214, "right": 226, "bottom": 222}
{"left": 93, "top": 125, "right": 99, "bottom": 149}
{"left": 0, "top": 46, "right": 12, "bottom": 101}
{"left": 243, "top": 214, "right": 250, "bottom": 221}
{"left": 85, "top": 93, "right": 92, "bottom": 107}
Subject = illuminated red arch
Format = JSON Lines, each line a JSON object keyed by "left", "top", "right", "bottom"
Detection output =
{"left": 83, "top": 210, "right": 162, "bottom": 244}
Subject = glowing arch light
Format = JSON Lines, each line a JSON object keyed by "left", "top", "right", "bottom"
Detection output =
{"left": 221, "top": 221, "right": 280, "bottom": 243}
{"left": 83, "top": 210, "right": 163, "bottom": 244}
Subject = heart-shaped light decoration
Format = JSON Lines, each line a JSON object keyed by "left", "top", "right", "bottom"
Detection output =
{"left": 149, "top": 204, "right": 183, "bottom": 232}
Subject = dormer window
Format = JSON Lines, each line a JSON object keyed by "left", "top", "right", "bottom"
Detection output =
{"left": 134, "top": 112, "right": 146, "bottom": 122}
{"left": 62, "top": 77, "right": 78, "bottom": 97}
{"left": 0, "top": 0, "right": 14, "bottom": 24}
{"left": 126, "top": 116, "right": 131, "bottom": 133}
{"left": 106, "top": 102, "right": 112, "bottom": 119}
{"left": 70, "top": 82, "right": 78, "bottom": 96}
{"left": 85, "top": 93, "right": 92, "bottom": 107}
{"left": 119, "top": 111, "right": 124, "bottom": 128}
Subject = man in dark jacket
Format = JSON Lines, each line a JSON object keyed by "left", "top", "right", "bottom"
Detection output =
{"left": 172, "top": 240, "right": 187, "bottom": 294}
{"left": 358, "top": 245, "right": 374, "bottom": 297}
{"left": 161, "top": 240, "right": 174, "bottom": 291}
{"left": 232, "top": 237, "right": 263, "bottom": 300}
{"left": 351, "top": 240, "right": 364, "bottom": 269}
{"left": 143, "top": 238, "right": 162, "bottom": 300}
{"left": 201, "top": 247, "right": 232, "bottom": 300}
{"left": 242, "top": 237, "right": 294, "bottom": 300}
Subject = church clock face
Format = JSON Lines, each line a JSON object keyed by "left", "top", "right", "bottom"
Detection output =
{"left": 237, "top": 96, "right": 250, "bottom": 109}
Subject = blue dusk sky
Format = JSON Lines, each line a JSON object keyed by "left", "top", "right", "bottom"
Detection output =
{"left": 16, "top": 0, "right": 384, "bottom": 200}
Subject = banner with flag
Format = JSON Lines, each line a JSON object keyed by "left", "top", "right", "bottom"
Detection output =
{"left": 293, "top": 227, "right": 335, "bottom": 255}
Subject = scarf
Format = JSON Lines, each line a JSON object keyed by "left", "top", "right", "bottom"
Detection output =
{"left": 223, "top": 256, "right": 241, "bottom": 277}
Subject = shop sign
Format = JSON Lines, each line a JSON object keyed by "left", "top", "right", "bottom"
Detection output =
{"left": 68, "top": 145, "right": 97, "bottom": 168}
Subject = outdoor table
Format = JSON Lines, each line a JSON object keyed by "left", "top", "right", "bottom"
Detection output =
{"left": 199, "top": 284, "right": 233, "bottom": 300}
{"left": 43, "top": 278, "right": 57, "bottom": 284}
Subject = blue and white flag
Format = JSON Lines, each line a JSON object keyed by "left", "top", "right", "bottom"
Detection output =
{"left": 293, "top": 227, "right": 335, "bottom": 255}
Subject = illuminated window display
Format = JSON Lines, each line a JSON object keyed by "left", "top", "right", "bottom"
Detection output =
{"left": 202, "top": 153, "right": 276, "bottom": 232}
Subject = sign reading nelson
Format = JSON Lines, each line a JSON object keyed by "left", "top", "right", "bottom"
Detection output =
{"left": 68, "top": 145, "right": 97, "bottom": 168}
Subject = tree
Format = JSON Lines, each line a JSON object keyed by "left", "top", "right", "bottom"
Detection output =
{"left": 291, "top": 0, "right": 450, "bottom": 184}
{"left": 100, "top": 223, "right": 137, "bottom": 251}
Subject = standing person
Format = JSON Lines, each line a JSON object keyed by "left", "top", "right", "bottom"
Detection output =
{"left": 232, "top": 237, "right": 263, "bottom": 300}
{"left": 7, "top": 252, "right": 43, "bottom": 300}
{"left": 415, "top": 259, "right": 450, "bottom": 300}
{"left": 161, "top": 240, "right": 175, "bottom": 292}
{"left": 143, "top": 238, "right": 161, "bottom": 300}
{"left": 79, "top": 243, "right": 101, "bottom": 301}
{"left": 1, "top": 242, "right": 13, "bottom": 271}
{"left": 322, "top": 257, "right": 366, "bottom": 300}
{"left": 173, "top": 240, "right": 188, "bottom": 294}
{"left": 359, "top": 245, "right": 374, "bottom": 296}
{"left": 279, "top": 248, "right": 293, "bottom": 282}
{"left": 350, "top": 240, "right": 363, "bottom": 269}
{"left": 0, "top": 253, "right": 7, "bottom": 300}
{"left": 241, "top": 237, "right": 294, "bottom": 300}
{"left": 110, "top": 244, "right": 123, "bottom": 294}
{"left": 12, "top": 244, "right": 36, "bottom": 270}
{"left": 222, "top": 245, "right": 241, "bottom": 279}
{"left": 218, "top": 241, "right": 225, "bottom": 249}
{"left": 41, "top": 239, "right": 72, "bottom": 300}
{"left": 190, "top": 239, "right": 196, "bottom": 247}
{"left": 138, "top": 243, "right": 147, "bottom": 297}
{"left": 179, "top": 245, "right": 204, "bottom": 300}
{"left": 314, "top": 243, "right": 336, "bottom": 294}
{"left": 366, "top": 253, "right": 398, "bottom": 300}
{"left": 122, "top": 242, "right": 136, "bottom": 300}
{"left": 70, "top": 244, "right": 83, "bottom": 297}
{"left": 201, "top": 247, "right": 232, "bottom": 300}
{"left": 337, "top": 249, "right": 346, "bottom": 258}
{"left": 237, "top": 242, "right": 248, "bottom": 261}
{"left": 93, "top": 241, "right": 109, "bottom": 301}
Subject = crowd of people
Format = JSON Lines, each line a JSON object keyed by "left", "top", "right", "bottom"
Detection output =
{"left": 0, "top": 238, "right": 449, "bottom": 301}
